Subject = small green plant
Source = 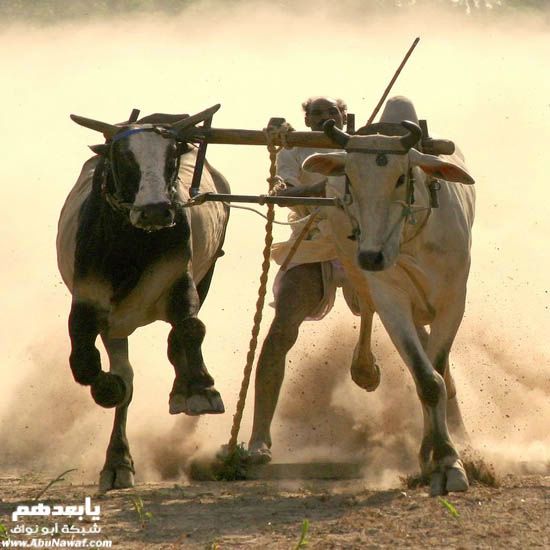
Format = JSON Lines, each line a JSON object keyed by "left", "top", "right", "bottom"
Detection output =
{"left": 294, "top": 519, "right": 310, "bottom": 549}
{"left": 438, "top": 497, "right": 460, "bottom": 518}
{"left": 0, "top": 524, "right": 8, "bottom": 540}
{"left": 130, "top": 495, "right": 153, "bottom": 528}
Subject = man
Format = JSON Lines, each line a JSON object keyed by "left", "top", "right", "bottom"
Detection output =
{"left": 248, "top": 97, "right": 360, "bottom": 463}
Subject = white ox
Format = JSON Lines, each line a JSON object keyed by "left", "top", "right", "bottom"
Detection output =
{"left": 303, "top": 97, "right": 475, "bottom": 495}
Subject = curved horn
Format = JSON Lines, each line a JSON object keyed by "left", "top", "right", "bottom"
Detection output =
{"left": 172, "top": 104, "right": 221, "bottom": 133}
{"left": 70, "top": 114, "right": 120, "bottom": 139}
{"left": 323, "top": 119, "right": 350, "bottom": 148}
{"left": 400, "top": 120, "right": 422, "bottom": 150}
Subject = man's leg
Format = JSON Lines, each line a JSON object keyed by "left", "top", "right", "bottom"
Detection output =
{"left": 248, "top": 262, "right": 324, "bottom": 462}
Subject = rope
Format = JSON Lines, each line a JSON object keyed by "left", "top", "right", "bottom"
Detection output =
{"left": 226, "top": 130, "right": 282, "bottom": 454}
{"left": 222, "top": 202, "right": 320, "bottom": 226}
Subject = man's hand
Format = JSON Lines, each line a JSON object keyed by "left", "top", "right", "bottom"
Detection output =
{"left": 268, "top": 176, "right": 288, "bottom": 196}
{"left": 270, "top": 178, "right": 327, "bottom": 198}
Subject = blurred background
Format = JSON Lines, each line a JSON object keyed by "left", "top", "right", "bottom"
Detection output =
{"left": 0, "top": 0, "right": 548, "bottom": 486}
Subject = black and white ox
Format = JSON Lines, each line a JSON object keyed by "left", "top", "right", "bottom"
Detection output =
{"left": 57, "top": 105, "right": 229, "bottom": 491}
{"left": 303, "top": 97, "right": 475, "bottom": 495}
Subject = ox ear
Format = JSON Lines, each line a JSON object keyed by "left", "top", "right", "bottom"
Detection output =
{"left": 303, "top": 152, "right": 346, "bottom": 176}
{"left": 409, "top": 148, "right": 475, "bottom": 185}
{"left": 89, "top": 144, "right": 109, "bottom": 156}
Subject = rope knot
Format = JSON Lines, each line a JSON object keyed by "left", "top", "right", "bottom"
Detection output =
{"left": 262, "top": 121, "right": 295, "bottom": 151}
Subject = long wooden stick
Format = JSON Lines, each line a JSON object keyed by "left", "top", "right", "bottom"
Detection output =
{"left": 280, "top": 212, "right": 319, "bottom": 272}
{"left": 365, "top": 37, "right": 420, "bottom": 127}
{"left": 189, "top": 193, "right": 339, "bottom": 207}
{"left": 178, "top": 128, "right": 341, "bottom": 149}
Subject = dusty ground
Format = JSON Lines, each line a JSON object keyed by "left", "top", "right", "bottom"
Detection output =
{"left": 0, "top": 472, "right": 548, "bottom": 549}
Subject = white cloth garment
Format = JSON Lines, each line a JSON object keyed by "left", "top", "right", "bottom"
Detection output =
{"left": 270, "top": 146, "right": 360, "bottom": 320}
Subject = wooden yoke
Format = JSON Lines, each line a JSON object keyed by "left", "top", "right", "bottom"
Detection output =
{"left": 177, "top": 127, "right": 344, "bottom": 149}
{"left": 190, "top": 113, "right": 214, "bottom": 197}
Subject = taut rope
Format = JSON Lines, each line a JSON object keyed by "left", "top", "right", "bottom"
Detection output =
{"left": 226, "top": 128, "right": 282, "bottom": 454}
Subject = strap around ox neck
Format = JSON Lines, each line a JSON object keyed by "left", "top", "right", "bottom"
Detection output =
{"left": 345, "top": 148, "right": 408, "bottom": 155}
{"left": 111, "top": 127, "right": 152, "bottom": 142}
{"left": 111, "top": 126, "right": 175, "bottom": 143}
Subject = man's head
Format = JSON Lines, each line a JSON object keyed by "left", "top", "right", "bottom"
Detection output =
{"left": 302, "top": 96, "right": 347, "bottom": 131}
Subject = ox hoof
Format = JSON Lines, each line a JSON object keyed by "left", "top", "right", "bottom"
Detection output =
{"left": 98, "top": 467, "right": 135, "bottom": 493}
{"left": 430, "top": 459, "right": 469, "bottom": 496}
{"left": 91, "top": 372, "right": 127, "bottom": 408}
{"left": 351, "top": 362, "right": 381, "bottom": 392}
{"left": 169, "top": 387, "right": 225, "bottom": 416}
{"left": 247, "top": 442, "right": 272, "bottom": 465}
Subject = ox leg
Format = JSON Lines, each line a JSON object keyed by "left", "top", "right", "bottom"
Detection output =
{"left": 248, "top": 263, "right": 324, "bottom": 463}
{"left": 98, "top": 336, "right": 135, "bottom": 492}
{"left": 68, "top": 301, "right": 102, "bottom": 386}
{"left": 167, "top": 273, "right": 224, "bottom": 416}
{"left": 98, "top": 405, "right": 134, "bottom": 493}
{"left": 371, "top": 287, "right": 467, "bottom": 495}
{"left": 350, "top": 308, "right": 381, "bottom": 391}
{"left": 68, "top": 301, "right": 128, "bottom": 409}
{"left": 443, "top": 363, "right": 468, "bottom": 442}
{"left": 424, "top": 298, "right": 470, "bottom": 444}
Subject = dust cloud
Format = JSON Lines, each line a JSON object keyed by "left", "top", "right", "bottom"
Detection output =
{"left": 0, "top": 1, "right": 548, "bottom": 487}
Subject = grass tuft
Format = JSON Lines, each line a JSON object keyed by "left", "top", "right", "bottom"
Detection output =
{"left": 295, "top": 519, "right": 310, "bottom": 549}
{"left": 130, "top": 495, "right": 153, "bottom": 528}
{"left": 33, "top": 469, "right": 78, "bottom": 501}
{"left": 213, "top": 443, "right": 250, "bottom": 481}
{"left": 189, "top": 443, "right": 251, "bottom": 481}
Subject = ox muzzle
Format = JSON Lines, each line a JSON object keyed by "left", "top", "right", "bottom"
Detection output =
{"left": 130, "top": 202, "right": 176, "bottom": 231}
{"left": 357, "top": 249, "right": 387, "bottom": 272}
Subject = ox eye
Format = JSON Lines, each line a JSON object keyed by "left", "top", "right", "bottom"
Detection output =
{"left": 376, "top": 153, "right": 388, "bottom": 167}
{"left": 115, "top": 156, "right": 140, "bottom": 182}
{"left": 395, "top": 175, "right": 405, "bottom": 188}
{"left": 176, "top": 142, "right": 190, "bottom": 156}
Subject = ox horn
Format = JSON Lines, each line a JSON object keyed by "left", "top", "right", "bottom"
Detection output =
{"left": 323, "top": 119, "right": 350, "bottom": 148}
{"left": 400, "top": 120, "right": 422, "bottom": 150}
{"left": 172, "top": 103, "right": 221, "bottom": 133}
{"left": 70, "top": 114, "right": 120, "bottom": 139}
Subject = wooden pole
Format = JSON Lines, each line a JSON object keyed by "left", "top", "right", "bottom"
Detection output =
{"left": 177, "top": 128, "right": 342, "bottom": 149}
{"left": 190, "top": 114, "right": 213, "bottom": 197}
{"left": 364, "top": 37, "right": 420, "bottom": 127}
{"left": 190, "top": 193, "right": 339, "bottom": 207}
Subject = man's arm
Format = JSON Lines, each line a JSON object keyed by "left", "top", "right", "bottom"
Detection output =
{"left": 275, "top": 148, "right": 327, "bottom": 197}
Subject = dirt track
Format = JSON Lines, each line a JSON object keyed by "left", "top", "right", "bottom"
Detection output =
{"left": 1, "top": 472, "right": 548, "bottom": 549}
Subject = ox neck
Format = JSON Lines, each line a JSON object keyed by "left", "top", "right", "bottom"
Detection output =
{"left": 399, "top": 167, "right": 433, "bottom": 245}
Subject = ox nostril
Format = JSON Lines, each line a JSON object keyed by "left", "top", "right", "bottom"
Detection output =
{"left": 357, "top": 250, "right": 385, "bottom": 271}
{"left": 138, "top": 203, "right": 174, "bottom": 228}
